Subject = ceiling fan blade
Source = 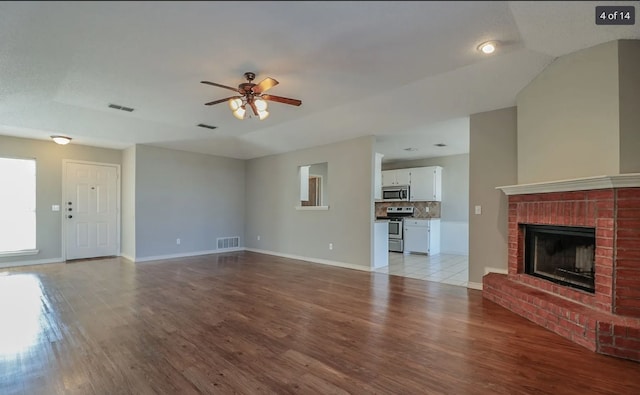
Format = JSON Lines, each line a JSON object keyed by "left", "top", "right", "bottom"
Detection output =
{"left": 249, "top": 100, "right": 259, "bottom": 116}
{"left": 262, "top": 94, "right": 302, "bottom": 106}
{"left": 204, "top": 96, "right": 239, "bottom": 106}
{"left": 252, "top": 77, "right": 279, "bottom": 94}
{"left": 201, "top": 81, "right": 240, "bottom": 93}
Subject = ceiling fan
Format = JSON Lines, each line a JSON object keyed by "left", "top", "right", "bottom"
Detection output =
{"left": 201, "top": 72, "right": 302, "bottom": 120}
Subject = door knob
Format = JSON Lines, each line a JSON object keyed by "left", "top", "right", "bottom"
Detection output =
{"left": 67, "top": 215, "right": 73, "bottom": 219}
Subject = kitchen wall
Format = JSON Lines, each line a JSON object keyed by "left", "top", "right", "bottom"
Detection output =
{"left": 0, "top": 135, "right": 122, "bottom": 267}
{"left": 374, "top": 201, "right": 441, "bottom": 219}
{"left": 308, "top": 162, "right": 328, "bottom": 205}
{"left": 134, "top": 144, "right": 245, "bottom": 261}
{"left": 382, "top": 153, "right": 469, "bottom": 255}
{"left": 468, "top": 107, "right": 517, "bottom": 287}
{"left": 245, "top": 136, "right": 375, "bottom": 270}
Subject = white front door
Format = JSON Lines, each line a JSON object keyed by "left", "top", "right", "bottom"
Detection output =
{"left": 64, "top": 162, "right": 119, "bottom": 260}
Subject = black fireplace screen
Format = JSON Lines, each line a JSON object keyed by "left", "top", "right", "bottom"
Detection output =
{"left": 524, "top": 225, "right": 596, "bottom": 293}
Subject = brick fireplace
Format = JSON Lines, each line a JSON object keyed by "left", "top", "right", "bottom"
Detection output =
{"left": 483, "top": 175, "right": 640, "bottom": 362}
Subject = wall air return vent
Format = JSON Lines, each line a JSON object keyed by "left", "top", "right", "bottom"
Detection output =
{"left": 197, "top": 123, "right": 218, "bottom": 130}
{"left": 108, "top": 103, "right": 135, "bottom": 112}
{"left": 217, "top": 236, "right": 240, "bottom": 251}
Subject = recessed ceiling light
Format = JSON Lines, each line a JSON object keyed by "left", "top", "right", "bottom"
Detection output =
{"left": 434, "top": 143, "right": 447, "bottom": 147}
{"left": 477, "top": 41, "right": 498, "bottom": 54}
{"left": 403, "top": 147, "right": 418, "bottom": 152}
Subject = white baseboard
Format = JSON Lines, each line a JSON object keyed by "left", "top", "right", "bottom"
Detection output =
{"left": 134, "top": 247, "right": 245, "bottom": 263}
{"left": 440, "top": 250, "right": 469, "bottom": 256}
{"left": 0, "top": 257, "right": 63, "bottom": 269}
{"left": 120, "top": 254, "right": 135, "bottom": 263}
{"left": 246, "top": 248, "right": 371, "bottom": 272}
{"left": 467, "top": 282, "right": 483, "bottom": 290}
{"left": 484, "top": 267, "right": 508, "bottom": 275}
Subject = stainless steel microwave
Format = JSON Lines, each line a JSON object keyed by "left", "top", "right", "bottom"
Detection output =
{"left": 382, "top": 185, "right": 410, "bottom": 201}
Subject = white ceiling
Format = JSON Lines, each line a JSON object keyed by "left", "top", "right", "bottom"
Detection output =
{"left": 0, "top": 1, "right": 638, "bottom": 161}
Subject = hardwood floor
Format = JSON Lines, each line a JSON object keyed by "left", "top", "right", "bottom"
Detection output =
{"left": 1, "top": 251, "right": 639, "bottom": 394}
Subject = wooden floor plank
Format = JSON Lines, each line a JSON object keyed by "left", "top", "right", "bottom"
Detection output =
{"left": 0, "top": 251, "right": 639, "bottom": 394}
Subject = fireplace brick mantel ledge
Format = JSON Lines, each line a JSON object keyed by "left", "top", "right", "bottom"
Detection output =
{"left": 483, "top": 176, "right": 640, "bottom": 362}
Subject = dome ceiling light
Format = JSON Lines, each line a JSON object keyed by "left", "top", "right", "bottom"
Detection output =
{"left": 51, "top": 136, "right": 72, "bottom": 145}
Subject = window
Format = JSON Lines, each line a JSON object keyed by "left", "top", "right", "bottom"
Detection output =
{"left": 0, "top": 158, "right": 36, "bottom": 253}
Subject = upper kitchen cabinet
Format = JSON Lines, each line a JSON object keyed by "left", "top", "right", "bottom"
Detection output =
{"left": 382, "top": 169, "right": 411, "bottom": 187}
{"left": 410, "top": 166, "right": 442, "bottom": 201}
{"left": 381, "top": 166, "right": 442, "bottom": 201}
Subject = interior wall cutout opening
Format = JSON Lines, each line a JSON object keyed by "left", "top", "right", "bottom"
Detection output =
{"left": 0, "top": 157, "right": 36, "bottom": 253}
{"left": 297, "top": 162, "right": 329, "bottom": 209}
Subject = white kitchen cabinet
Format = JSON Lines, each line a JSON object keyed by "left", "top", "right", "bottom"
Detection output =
{"left": 395, "top": 169, "right": 411, "bottom": 186}
{"left": 409, "top": 166, "right": 442, "bottom": 201}
{"left": 382, "top": 169, "right": 411, "bottom": 187}
{"left": 403, "top": 219, "right": 440, "bottom": 255}
{"left": 374, "top": 153, "right": 384, "bottom": 199}
{"left": 382, "top": 166, "right": 442, "bottom": 201}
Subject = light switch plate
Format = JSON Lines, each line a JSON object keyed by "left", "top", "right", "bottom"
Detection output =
{"left": 475, "top": 205, "right": 482, "bottom": 215}
{"left": 52, "top": 205, "right": 60, "bottom": 212}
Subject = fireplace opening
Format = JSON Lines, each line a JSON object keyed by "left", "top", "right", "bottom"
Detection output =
{"left": 524, "top": 224, "right": 595, "bottom": 293}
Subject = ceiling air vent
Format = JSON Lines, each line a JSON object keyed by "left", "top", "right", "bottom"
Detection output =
{"left": 197, "top": 123, "right": 217, "bottom": 130}
{"left": 108, "top": 103, "right": 135, "bottom": 112}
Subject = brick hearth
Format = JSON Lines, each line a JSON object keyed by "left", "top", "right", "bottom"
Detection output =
{"left": 484, "top": 178, "right": 640, "bottom": 362}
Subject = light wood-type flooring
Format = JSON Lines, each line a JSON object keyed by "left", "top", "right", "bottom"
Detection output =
{"left": 1, "top": 251, "right": 639, "bottom": 394}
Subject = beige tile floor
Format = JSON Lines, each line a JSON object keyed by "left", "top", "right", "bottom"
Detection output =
{"left": 374, "top": 252, "right": 469, "bottom": 287}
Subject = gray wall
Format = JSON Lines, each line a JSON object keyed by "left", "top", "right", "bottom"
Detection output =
{"left": 619, "top": 40, "right": 640, "bottom": 174}
{"left": 0, "top": 135, "right": 122, "bottom": 265}
{"left": 383, "top": 153, "right": 469, "bottom": 254}
{"left": 516, "top": 40, "right": 620, "bottom": 183}
{"left": 468, "top": 107, "right": 517, "bottom": 284}
{"left": 245, "top": 136, "right": 375, "bottom": 268}
{"left": 121, "top": 145, "right": 136, "bottom": 261}
{"left": 134, "top": 144, "right": 245, "bottom": 259}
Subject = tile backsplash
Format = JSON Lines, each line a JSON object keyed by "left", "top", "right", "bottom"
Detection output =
{"left": 375, "top": 201, "right": 441, "bottom": 219}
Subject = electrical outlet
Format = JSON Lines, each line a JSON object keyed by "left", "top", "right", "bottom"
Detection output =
{"left": 475, "top": 205, "right": 482, "bottom": 215}
{"left": 257, "top": 235, "right": 261, "bottom": 241}
{"left": 329, "top": 243, "right": 333, "bottom": 250}
{"left": 176, "top": 238, "right": 181, "bottom": 245}
{"left": 424, "top": 207, "right": 429, "bottom": 213}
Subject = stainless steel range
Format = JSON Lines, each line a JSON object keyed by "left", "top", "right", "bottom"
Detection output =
{"left": 377, "top": 207, "right": 414, "bottom": 252}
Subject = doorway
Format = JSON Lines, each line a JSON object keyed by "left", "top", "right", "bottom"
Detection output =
{"left": 63, "top": 161, "right": 120, "bottom": 260}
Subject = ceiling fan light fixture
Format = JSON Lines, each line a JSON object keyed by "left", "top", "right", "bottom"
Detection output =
{"left": 228, "top": 97, "right": 243, "bottom": 111}
{"left": 254, "top": 98, "right": 268, "bottom": 112}
{"left": 202, "top": 72, "right": 301, "bottom": 121}
{"left": 51, "top": 135, "right": 72, "bottom": 145}
{"left": 232, "top": 106, "right": 246, "bottom": 120}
